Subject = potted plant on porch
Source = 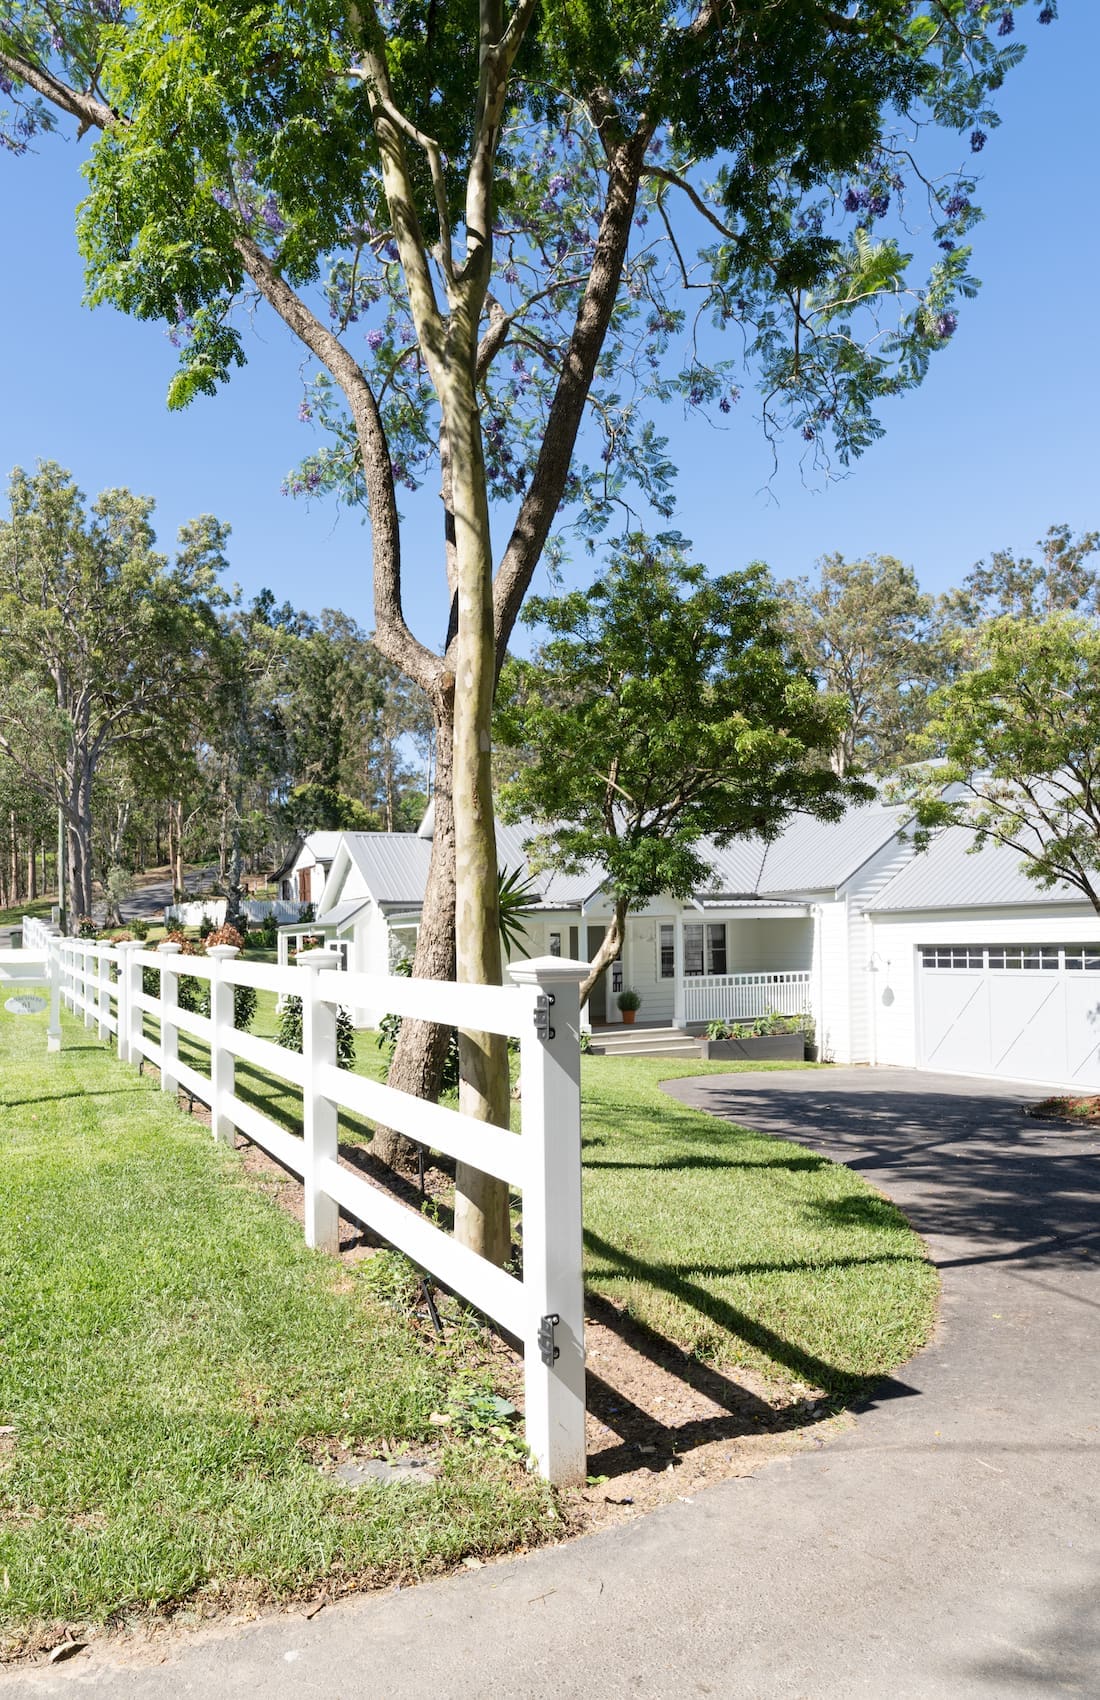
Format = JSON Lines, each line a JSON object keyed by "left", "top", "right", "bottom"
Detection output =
{"left": 617, "top": 989, "right": 642, "bottom": 1025}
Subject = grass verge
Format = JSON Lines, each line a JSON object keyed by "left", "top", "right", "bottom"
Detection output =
{"left": 0, "top": 1007, "right": 552, "bottom": 1656}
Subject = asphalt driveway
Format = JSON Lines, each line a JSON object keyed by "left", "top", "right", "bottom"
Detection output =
{"left": 5, "top": 1067, "right": 1099, "bottom": 1698}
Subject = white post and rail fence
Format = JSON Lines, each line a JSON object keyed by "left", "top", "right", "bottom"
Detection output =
{"left": 19, "top": 914, "right": 588, "bottom": 1487}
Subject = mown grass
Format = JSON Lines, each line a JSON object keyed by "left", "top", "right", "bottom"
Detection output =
{"left": 177, "top": 986, "right": 935, "bottom": 1398}
{"left": 0, "top": 1007, "right": 552, "bottom": 1652}
{"left": 2, "top": 979, "right": 937, "bottom": 1648}
{"left": 579, "top": 1057, "right": 937, "bottom": 1394}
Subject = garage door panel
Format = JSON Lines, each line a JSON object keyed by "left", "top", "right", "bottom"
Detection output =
{"left": 920, "top": 974, "right": 989, "bottom": 1074}
{"left": 988, "top": 977, "right": 1066, "bottom": 1084}
{"left": 1065, "top": 979, "right": 1100, "bottom": 1088}
{"left": 918, "top": 945, "right": 1100, "bottom": 1089}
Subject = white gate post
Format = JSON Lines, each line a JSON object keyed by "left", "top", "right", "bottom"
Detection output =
{"left": 47, "top": 932, "right": 62, "bottom": 1053}
{"left": 206, "top": 945, "right": 239, "bottom": 1146}
{"left": 298, "top": 950, "right": 340, "bottom": 1253}
{"left": 115, "top": 942, "right": 142, "bottom": 1063}
{"left": 509, "top": 955, "right": 588, "bottom": 1488}
{"left": 157, "top": 941, "right": 182, "bottom": 1096}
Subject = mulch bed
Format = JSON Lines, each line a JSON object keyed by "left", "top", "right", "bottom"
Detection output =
{"left": 1026, "top": 1094, "right": 1100, "bottom": 1126}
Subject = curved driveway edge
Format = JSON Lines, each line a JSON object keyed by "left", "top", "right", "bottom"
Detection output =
{"left": 4, "top": 1067, "right": 1099, "bottom": 1698}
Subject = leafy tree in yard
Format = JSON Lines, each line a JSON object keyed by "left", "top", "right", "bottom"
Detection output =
{"left": 497, "top": 535, "right": 868, "bottom": 1003}
{"left": 0, "top": 464, "right": 224, "bottom": 927}
{"left": 891, "top": 615, "right": 1100, "bottom": 913}
{"left": 0, "top": 0, "right": 1051, "bottom": 1261}
{"left": 779, "top": 553, "right": 938, "bottom": 776}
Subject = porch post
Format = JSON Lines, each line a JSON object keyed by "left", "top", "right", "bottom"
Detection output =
{"left": 673, "top": 910, "right": 686, "bottom": 1028}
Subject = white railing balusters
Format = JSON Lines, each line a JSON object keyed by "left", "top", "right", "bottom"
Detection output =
{"left": 682, "top": 968, "right": 812, "bottom": 1026}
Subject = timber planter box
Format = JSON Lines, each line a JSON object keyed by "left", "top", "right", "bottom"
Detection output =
{"left": 698, "top": 1032, "right": 807, "bottom": 1062}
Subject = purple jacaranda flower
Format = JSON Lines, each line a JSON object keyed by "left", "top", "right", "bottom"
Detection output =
{"left": 367, "top": 328, "right": 384, "bottom": 351}
{"left": 935, "top": 311, "right": 958, "bottom": 338}
{"left": 1038, "top": 6, "right": 1054, "bottom": 20}
{"left": 944, "top": 192, "right": 970, "bottom": 217}
{"left": 802, "top": 425, "right": 815, "bottom": 441}
{"left": 297, "top": 400, "right": 312, "bottom": 422}
{"left": 997, "top": 9, "right": 1014, "bottom": 34}
{"left": 970, "top": 129, "right": 987, "bottom": 152}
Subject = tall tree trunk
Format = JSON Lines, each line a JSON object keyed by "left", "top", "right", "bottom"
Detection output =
{"left": 449, "top": 373, "right": 511, "bottom": 1268}
{"left": 374, "top": 711, "right": 459, "bottom": 1167}
{"left": 226, "top": 784, "right": 243, "bottom": 928}
{"left": 172, "top": 798, "right": 185, "bottom": 902}
{"left": 9, "top": 811, "right": 19, "bottom": 905}
{"left": 28, "top": 841, "right": 37, "bottom": 901}
{"left": 579, "top": 895, "right": 629, "bottom": 1006}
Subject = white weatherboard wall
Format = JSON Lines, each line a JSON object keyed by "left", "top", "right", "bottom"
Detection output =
{"left": 844, "top": 830, "right": 924, "bottom": 1064}
{"left": 867, "top": 906, "right": 1100, "bottom": 1082}
{"left": 812, "top": 897, "right": 851, "bottom": 1063}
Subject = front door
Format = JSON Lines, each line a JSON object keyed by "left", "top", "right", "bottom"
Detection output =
{"left": 298, "top": 867, "right": 312, "bottom": 904}
{"left": 587, "top": 925, "right": 607, "bottom": 1023}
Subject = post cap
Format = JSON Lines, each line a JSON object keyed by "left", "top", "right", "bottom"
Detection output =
{"left": 296, "top": 948, "right": 337, "bottom": 971}
{"left": 508, "top": 955, "right": 590, "bottom": 986}
{"left": 157, "top": 941, "right": 183, "bottom": 954}
{"left": 206, "top": 945, "right": 240, "bottom": 960}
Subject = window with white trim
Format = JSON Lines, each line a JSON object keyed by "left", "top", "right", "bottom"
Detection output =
{"left": 549, "top": 931, "right": 562, "bottom": 957}
{"left": 683, "top": 921, "right": 727, "bottom": 976}
{"left": 659, "top": 924, "right": 675, "bottom": 979}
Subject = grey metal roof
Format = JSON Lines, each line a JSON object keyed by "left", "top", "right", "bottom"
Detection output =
{"left": 341, "top": 834, "right": 435, "bottom": 906}
{"left": 494, "top": 820, "right": 604, "bottom": 906}
{"left": 866, "top": 825, "right": 1083, "bottom": 912}
{"left": 310, "top": 898, "right": 372, "bottom": 930}
{"left": 305, "top": 832, "right": 343, "bottom": 863}
{"left": 757, "top": 798, "right": 910, "bottom": 894}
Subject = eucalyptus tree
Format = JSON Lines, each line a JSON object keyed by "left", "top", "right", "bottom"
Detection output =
{"left": 0, "top": 463, "right": 225, "bottom": 925}
{"left": 0, "top": 0, "right": 1054, "bottom": 1260}
{"left": 779, "top": 553, "right": 938, "bottom": 775}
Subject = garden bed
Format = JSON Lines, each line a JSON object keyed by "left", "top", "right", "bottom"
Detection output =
{"left": 698, "top": 1033, "right": 807, "bottom": 1062}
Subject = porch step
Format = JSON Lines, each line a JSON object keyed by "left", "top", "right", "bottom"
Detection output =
{"left": 590, "top": 1025, "right": 703, "bottom": 1059}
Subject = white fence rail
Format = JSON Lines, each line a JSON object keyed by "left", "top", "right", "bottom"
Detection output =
{"left": 682, "top": 969, "right": 812, "bottom": 1026}
{"left": 164, "top": 898, "right": 312, "bottom": 928}
{"left": 21, "top": 914, "right": 588, "bottom": 1486}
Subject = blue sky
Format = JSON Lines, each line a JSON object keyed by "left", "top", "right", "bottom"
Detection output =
{"left": 2, "top": 7, "right": 1097, "bottom": 654}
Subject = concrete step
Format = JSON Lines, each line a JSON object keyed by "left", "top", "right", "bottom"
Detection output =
{"left": 590, "top": 1025, "right": 703, "bottom": 1058}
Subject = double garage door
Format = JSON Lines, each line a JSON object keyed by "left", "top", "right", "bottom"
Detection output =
{"left": 918, "top": 942, "right": 1100, "bottom": 1090}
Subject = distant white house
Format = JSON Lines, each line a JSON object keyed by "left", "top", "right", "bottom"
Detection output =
{"left": 279, "top": 799, "right": 1100, "bottom": 1094}
{"left": 273, "top": 832, "right": 343, "bottom": 908}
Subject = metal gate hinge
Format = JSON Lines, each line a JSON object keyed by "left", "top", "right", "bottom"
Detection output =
{"left": 537, "top": 1312, "right": 560, "bottom": 1368}
{"left": 533, "top": 992, "right": 555, "bottom": 1041}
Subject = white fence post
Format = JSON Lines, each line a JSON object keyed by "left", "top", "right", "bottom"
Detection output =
{"left": 157, "top": 941, "right": 182, "bottom": 1096}
{"left": 509, "top": 955, "right": 588, "bottom": 1488}
{"left": 207, "top": 945, "right": 239, "bottom": 1147}
{"left": 298, "top": 951, "right": 340, "bottom": 1253}
{"left": 97, "top": 950, "right": 111, "bottom": 1041}
{"left": 81, "top": 943, "right": 94, "bottom": 1029}
{"left": 47, "top": 932, "right": 62, "bottom": 1053}
{"left": 115, "top": 942, "right": 142, "bottom": 1063}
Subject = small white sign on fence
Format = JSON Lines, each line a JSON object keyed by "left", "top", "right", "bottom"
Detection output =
{"left": 20, "top": 914, "right": 590, "bottom": 1486}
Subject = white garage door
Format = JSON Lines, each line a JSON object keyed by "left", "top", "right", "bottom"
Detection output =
{"left": 918, "top": 943, "right": 1100, "bottom": 1090}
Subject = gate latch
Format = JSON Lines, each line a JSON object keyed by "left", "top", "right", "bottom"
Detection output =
{"left": 537, "top": 1313, "right": 560, "bottom": 1368}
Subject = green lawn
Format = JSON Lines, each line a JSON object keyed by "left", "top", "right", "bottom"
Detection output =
{"left": 0, "top": 1006, "right": 551, "bottom": 1655}
{"left": 0, "top": 989, "right": 937, "bottom": 1651}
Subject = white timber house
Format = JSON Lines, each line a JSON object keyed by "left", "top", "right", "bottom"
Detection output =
{"left": 275, "top": 796, "right": 1100, "bottom": 1094}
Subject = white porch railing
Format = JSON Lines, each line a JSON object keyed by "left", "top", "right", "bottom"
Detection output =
{"left": 22, "top": 915, "right": 588, "bottom": 1487}
{"left": 682, "top": 969, "right": 812, "bottom": 1026}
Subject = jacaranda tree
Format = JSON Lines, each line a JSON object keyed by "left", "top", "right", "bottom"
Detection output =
{"left": 0, "top": 0, "right": 1055, "bottom": 1260}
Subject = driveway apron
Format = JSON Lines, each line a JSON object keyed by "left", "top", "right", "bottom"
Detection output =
{"left": 6, "top": 1068, "right": 1099, "bottom": 1699}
